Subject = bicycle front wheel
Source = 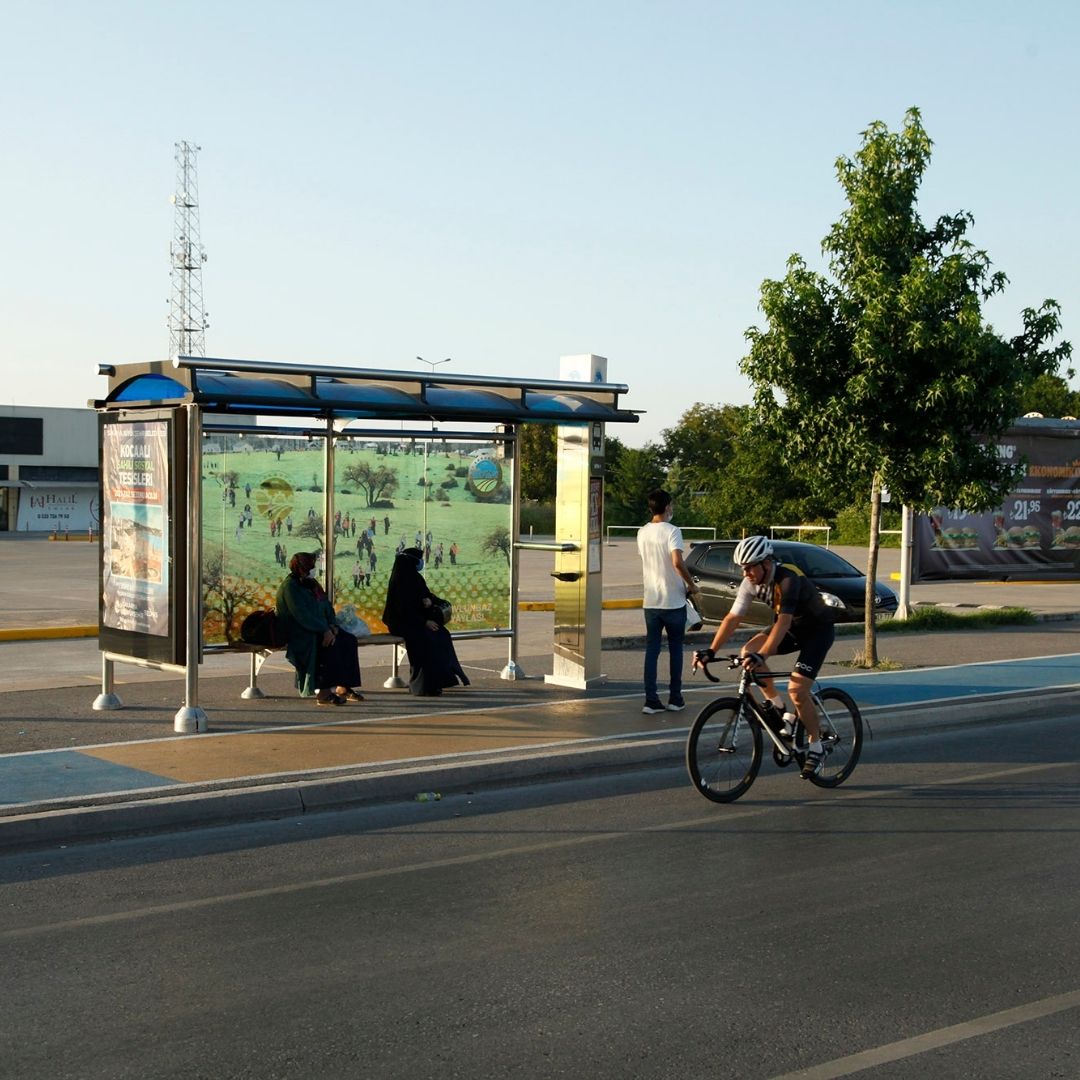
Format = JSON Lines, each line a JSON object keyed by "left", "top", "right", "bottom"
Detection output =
{"left": 686, "top": 697, "right": 762, "bottom": 803}
{"left": 794, "top": 687, "right": 862, "bottom": 788}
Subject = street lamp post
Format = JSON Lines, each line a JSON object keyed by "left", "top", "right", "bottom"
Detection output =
{"left": 416, "top": 356, "right": 451, "bottom": 375}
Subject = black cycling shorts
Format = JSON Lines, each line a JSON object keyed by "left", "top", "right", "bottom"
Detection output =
{"left": 774, "top": 621, "right": 835, "bottom": 680}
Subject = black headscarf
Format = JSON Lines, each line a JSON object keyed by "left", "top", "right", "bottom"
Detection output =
{"left": 382, "top": 548, "right": 430, "bottom": 632}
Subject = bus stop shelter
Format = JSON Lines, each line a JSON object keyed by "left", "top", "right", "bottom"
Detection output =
{"left": 91, "top": 354, "right": 638, "bottom": 730}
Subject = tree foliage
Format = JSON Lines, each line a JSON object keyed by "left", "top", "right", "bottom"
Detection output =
{"left": 481, "top": 525, "right": 512, "bottom": 565}
{"left": 741, "top": 108, "right": 1071, "bottom": 662}
{"left": 294, "top": 514, "right": 333, "bottom": 552}
{"left": 1018, "top": 373, "right": 1080, "bottom": 419}
{"left": 341, "top": 462, "right": 400, "bottom": 506}
{"left": 605, "top": 444, "right": 665, "bottom": 525}
{"left": 519, "top": 424, "right": 557, "bottom": 503}
{"left": 203, "top": 551, "right": 258, "bottom": 644}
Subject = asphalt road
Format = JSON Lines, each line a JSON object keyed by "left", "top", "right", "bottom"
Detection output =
{"left": 3, "top": 716, "right": 1078, "bottom": 1080}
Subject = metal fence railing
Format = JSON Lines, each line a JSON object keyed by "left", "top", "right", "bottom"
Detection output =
{"left": 769, "top": 524, "right": 832, "bottom": 548}
{"left": 606, "top": 524, "right": 718, "bottom": 545}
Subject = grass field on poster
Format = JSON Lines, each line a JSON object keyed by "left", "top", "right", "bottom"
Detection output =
{"left": 201, "top": 436, "right": 511, "bottom": 643}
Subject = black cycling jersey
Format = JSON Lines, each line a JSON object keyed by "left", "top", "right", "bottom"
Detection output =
{"left": 732, "top": 563, "right": 831, "bottom": 626}
{"left": 768, "top": 564, "right": 831, "bottom": 626}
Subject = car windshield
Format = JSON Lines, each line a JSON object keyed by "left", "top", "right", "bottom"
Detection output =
{"left": 777, "top": 545, "right": 862, "bottom": 578}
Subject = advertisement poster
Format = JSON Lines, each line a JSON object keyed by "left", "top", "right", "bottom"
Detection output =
{"left": 102, "top": 422, "right": 170, "bottom": 634}
{"left": 16, "top": 488, "right": 98, "bottom": 532}
{"left": 201, "top": 433, "right": 512, "bottom": 644}
{"left": 914, "top": 426, "right": 1080, "bottom": 581}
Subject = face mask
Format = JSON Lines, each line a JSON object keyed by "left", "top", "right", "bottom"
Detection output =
{"left": 416, "top": 559, "right": 424, "bottom": 571}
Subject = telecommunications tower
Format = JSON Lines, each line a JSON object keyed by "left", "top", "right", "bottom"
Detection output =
{"left": 167, "top": 140, "right": 209, "bottom": 357}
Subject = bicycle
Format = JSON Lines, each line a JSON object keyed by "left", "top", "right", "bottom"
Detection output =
{"left": 686, "top": 654, "right": 864, "bottom": 803}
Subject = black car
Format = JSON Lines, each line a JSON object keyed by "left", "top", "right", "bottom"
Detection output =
{"left": 686, "top": 539, "right": 899, "bottom": 624}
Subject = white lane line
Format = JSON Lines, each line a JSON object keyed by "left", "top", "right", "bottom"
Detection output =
{"left": 0, "top": 760, "right": 1067, "bottom": 941}
{"left": 766, "top": 988, "right": 1080, "bottom": 1079}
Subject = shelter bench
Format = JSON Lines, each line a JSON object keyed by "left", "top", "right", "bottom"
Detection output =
{"left": 223, "top": 634, "right": 408, "bottom": 699}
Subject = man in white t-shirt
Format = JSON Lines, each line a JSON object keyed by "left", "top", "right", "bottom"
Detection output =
{"left": 636, "top": 489, "right": 699, "bottom": 714}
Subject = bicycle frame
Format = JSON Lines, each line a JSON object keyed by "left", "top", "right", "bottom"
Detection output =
{"left": 708, "top": 658, "right": 836, "bottom": 757}
{"left": 730, "top": 667, "right": 795, "bottom": 758}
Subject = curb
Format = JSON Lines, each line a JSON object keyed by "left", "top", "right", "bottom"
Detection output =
{"left": 5, "top": 609, "right": 1079, "bottom": 646}
{"left": 3, "top": 687, "right": 1078, "bottom": 853}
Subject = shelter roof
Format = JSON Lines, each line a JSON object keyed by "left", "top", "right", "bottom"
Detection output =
{"left": 93, "top": 357, "right": 640, "bottom": 426}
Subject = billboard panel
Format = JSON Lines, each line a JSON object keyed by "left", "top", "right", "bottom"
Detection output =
{"left": 16, "top": 487, "right": 99, "bottom": 532}
{"left": 101, "top": 420, "right": 171, "bottom": 635}
{"left": 914, "top": 425, "right": 1080, "bottom": 581}
{"left": 201, "top": 433, "right": 512, "bottom": 644}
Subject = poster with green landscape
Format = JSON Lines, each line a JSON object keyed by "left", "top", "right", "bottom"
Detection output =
{"left": 201, "top": 433, "right": 512, "bottom": 644}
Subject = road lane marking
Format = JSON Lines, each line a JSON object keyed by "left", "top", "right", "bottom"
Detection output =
{"left": 766, "top": 987, "right": 1080, "bottom": 1079}
{"left": 0, "top": 760, "right": 1068, "bottom": 941}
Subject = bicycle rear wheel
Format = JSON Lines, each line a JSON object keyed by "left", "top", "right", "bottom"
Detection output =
{"left": 792, "top": 687, "right": 863, "bottom": 788}
{"left": 685, "top": 697, "right": 762, "bottom": 803}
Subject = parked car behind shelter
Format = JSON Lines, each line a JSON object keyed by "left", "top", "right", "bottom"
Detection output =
{"left": 686, "top": 539, "right": 899, "bottom": 625}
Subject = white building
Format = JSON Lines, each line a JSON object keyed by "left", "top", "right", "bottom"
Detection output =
{"left": 0, "top": 406, "right": 98, "bottom": 532}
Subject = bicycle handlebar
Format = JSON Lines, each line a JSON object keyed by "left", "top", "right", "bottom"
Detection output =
{"left": 693, "top": 652, "right": 794, "bottom": 684}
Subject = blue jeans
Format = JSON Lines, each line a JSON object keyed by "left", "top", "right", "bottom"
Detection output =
{"left": 643, "top": 607, "right": 685, "bottom": 704}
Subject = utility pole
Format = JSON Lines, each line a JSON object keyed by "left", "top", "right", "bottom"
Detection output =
{"left": 167, "top": 141, "right": 209, "bottom": 357}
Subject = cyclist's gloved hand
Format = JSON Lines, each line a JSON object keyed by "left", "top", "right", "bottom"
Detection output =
{"left": 742, "top": 651, "right": 764, "bottom": 670}
{"left": 693, "top": 648, "right": 716, "bottom": 668}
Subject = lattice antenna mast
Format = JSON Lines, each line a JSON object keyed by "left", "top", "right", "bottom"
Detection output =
{"left": 167, "top": 141, "right": 209, "bottom": 357}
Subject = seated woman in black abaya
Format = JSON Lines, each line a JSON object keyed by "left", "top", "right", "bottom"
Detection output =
{"left": 382, "top": 548, "right": 469, "bottom": 697}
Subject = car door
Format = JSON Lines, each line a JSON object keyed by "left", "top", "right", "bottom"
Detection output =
{"left": 691, "top": 544, "right": 742, "bottom": 622}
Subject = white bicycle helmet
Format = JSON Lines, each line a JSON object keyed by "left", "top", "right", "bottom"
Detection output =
{"left": 733, "top": 535, "right": 774, "bottom": 567}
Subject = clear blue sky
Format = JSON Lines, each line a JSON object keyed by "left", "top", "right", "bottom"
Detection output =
{"left": 2, "top": 0, "right": 1076, "bottom": 447}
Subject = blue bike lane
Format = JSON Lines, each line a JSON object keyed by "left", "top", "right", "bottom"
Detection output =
{"left": 824, "top": 651, "right": 1080, "bottom": 708}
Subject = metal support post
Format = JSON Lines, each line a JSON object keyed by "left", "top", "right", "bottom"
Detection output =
{"left": 175, "top": 403, "right": 208, "bottom": 733}
{"left": 383, "top": 643, "right": 407, "bottom": 689}
{"left": 502, "top": 425, "right": 524, "bottom": 680}
{"left": 324, "top": 419, "right": 335, "bottom": 603}
{"left": 896, "top": 505, "right": 914, "bottom": 620}
{"left": 241, "top": 650, "right": 266, "bottom": 699}
{"left": 92, "top": 653, "right": 122, "bottom": 711}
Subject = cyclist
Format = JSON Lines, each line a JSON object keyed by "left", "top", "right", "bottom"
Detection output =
{"left": 693, "top": 535, "right": 835, "bottom": 778}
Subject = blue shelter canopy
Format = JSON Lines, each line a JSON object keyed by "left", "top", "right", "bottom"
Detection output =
{"left": 94, "top": 356, "right": 640, "bottom": 426}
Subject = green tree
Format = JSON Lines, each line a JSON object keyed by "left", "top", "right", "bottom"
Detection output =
{"left": 519, "top": 424, "right": 557, "bottom": 503}
{"left": 1018, "top": 373, "right": 1080, "bottom": 419}
{"left": 605, "top": 444, "right": 665, "bottom": 525}
{"left": 294, "top": 515, "right": 330, "bottom": 552}
{"left": 481, "top": 525, "right": 512, "bottom": 565}
{"left": 341, "top": 462, "right": 399, "bottom": 506}
{"left": 742, "top": 108, "right": 1071, "bottom": 664}
{"left": 202, "top": 551, "right": 258, "bottom": 644}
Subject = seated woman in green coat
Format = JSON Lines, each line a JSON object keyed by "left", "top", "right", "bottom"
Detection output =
{"left": 275, "top": 551, "right": 363, "bottom": 706}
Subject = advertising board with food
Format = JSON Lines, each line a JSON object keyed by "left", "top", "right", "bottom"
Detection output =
{"left": 914, "top": 422, "right": 1080, "bottom": 581}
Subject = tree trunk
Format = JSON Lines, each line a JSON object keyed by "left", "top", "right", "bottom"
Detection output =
{"left": 863, "top": 476, "right": 882, "bottom": 667}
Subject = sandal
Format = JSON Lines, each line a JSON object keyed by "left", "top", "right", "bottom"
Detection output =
{"left": 316, "top": 692, "right": 345, "bottom": 706}
{"left": 342, "top": 688, "right": 364, "bottom": 702}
